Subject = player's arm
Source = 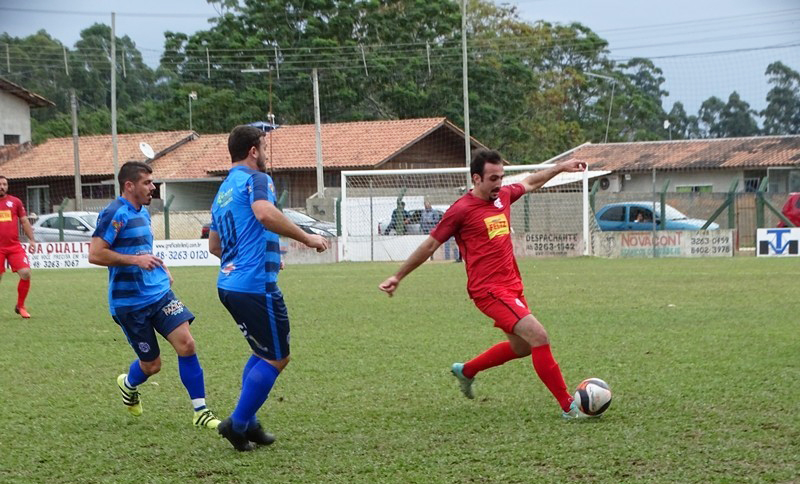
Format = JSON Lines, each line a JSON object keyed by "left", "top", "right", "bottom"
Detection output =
{"left": 378, "top": 236, "right": 442, "bottom": 297}
{"left": 88, "top": 237, "right": 163, "bottom": 269}
{"left": 208, "top": 229, "right": 222, "bottom": 258}
{"left": 20, "top": 216, "right": 36, "bottom": 244}
{"left": 519, "top": 158, "right": 587, "bottom": 193}
{"left": 251, "top": 200, "right": 328, "bottom": 252}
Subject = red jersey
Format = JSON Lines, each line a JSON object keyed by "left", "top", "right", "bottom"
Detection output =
{"left": 430, "top": 184, "right": 526, "bottom": 298}
{"left": 0, "top": 195, "right": 26, "bottom": 247}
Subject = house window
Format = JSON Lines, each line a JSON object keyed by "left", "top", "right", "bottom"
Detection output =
{"left": 676, "top": 185, "right": 712, "bottom": 193}
{"left": 82, "top": 183, "right": 114, "bottom": 199}
{"left": 743, "top": 170, "right": 766, "bottom": 192}
{"left": 27, "top": 185, "right": 51, "bottom": 215}
{"left": 3, "top": 134, "right": 21, "bottom": 145}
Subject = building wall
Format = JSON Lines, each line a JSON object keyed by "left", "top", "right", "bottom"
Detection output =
{"left": 161, "top": 180, "right": 221, "bottom": 211}
{"left": 0, "top": 92, "right": 32, "bottom": 145}
{"left": 616, "top": 169, "right": 744, "bottom": 193}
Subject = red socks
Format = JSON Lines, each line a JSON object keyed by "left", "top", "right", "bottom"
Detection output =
{"left": 17, "top": 279, "right": 30, "bottom": 308}
{"left": 462, "top": 341, "right": 524, "bottom": 379}
{"left": 530, "top": 344, "right": 573, "bottom": 412}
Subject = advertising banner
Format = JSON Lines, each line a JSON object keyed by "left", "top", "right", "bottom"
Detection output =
{"left": 756, "top": 228, "right": 799, "bottom": 257}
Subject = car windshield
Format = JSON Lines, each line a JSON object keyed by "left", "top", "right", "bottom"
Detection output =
{"left": 80, "top": 213, "right": 98, "bottom": 228}
{"left": 285, "top": 210, "right": 317, "bottom": 224}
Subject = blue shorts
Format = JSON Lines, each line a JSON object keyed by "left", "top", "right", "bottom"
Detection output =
{"left": 112, "top": 290, "right": 195, "bottom": 362}
{"left": 218, "top": 285, "right": 290, "bottom": 361}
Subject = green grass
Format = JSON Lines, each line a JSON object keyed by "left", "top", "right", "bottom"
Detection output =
{"left": 1, "top": 257, "right": 798, "bottom": 483}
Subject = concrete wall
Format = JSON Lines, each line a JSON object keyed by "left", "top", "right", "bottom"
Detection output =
{"left": 0, "top": 92, "right": 31, "bottom": 144}
{"left": 619, "top": 170, "right": 742, "bottom": 193}
{"left": 161, "top": 181, "right": 221, "bottom": 212}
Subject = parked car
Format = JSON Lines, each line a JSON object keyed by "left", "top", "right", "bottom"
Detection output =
{"left": 32, "top": 211, "right": 99, "bottom": 242}
{"left": 201, "top": 209, "right": 336, "bottom": 238}
{"left": 595, "top": 202, "right": 719, "bottom": 231}
{"left": 378, "top": 205, "right": 449, "bottom": 235}
{"left": 777, "top": 193, "right": 800, "bottom": 228}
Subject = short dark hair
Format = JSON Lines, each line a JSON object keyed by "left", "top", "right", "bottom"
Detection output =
{"left": 228, "top": 125, "right": 266, "bottom": 163}
{"left": 0, "top": 175, "right": 7, "bottom": 182}
{"left": 470, "top": 149, "right": 503, "bottom": 177}
{"left": 118, "top": 161, "right": 152, "bottom": 190}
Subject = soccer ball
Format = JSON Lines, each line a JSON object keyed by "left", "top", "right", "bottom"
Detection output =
{"left": 574, "top": 378, "right": 612, "bottom": 416}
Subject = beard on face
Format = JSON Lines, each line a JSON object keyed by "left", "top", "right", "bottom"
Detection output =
{"left": 256, "top": 154, "right": 267, "bottom": 173}
{"left": 141, "top": 190, "right": 154, "bottom": 205}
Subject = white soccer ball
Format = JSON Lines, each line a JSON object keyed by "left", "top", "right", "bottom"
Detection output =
{"left": 574, "top": 378, "right": 612, "bottom": 416}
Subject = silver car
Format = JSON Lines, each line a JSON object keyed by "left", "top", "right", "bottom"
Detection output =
{"left": 32, "top": 211, "right": 98, "bottom": 242}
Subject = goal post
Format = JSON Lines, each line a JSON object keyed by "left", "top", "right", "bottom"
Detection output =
{"left": 339, "top": 165, "right": 598, "bottom": 262}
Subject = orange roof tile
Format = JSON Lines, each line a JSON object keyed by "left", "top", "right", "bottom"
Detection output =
{"left": 0, "top": 131, "right": 195, "bottom": 180}
{"left": 551, "top": 136, "right": 800, "bottom": 172}
{"left": 1, "top": 118, "right": 474, "bottom": 182}
{"left": 151, "top": 117, "right": 453, "bottom": 179}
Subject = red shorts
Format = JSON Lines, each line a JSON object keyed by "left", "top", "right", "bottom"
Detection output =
{"left": 0, "top": 244, "right": 30, "bottom": 274}
{"left": 473, "top": 288, "right": 531, "bottom": 333}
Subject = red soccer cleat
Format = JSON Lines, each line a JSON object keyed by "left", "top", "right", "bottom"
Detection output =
{"left": 14, "top": 306, "right": 30, "bottom": 319}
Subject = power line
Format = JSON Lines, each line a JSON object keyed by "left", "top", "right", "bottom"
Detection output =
{"left": 0, "top": 6, "right": 215, "bottom": 18}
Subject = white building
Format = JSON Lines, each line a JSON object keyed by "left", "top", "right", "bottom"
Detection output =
{"left": 0, "top": 77, "right": 54, "bottom": 145}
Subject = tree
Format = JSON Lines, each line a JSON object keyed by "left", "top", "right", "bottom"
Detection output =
{"left": 697, "top": 96, "right": 726, "bottom": 138}
{"left": 762, "top": 61, "right": 800, "bottom": 135}
{"left": 719, "top": 91, "right": 760, "bottom": 137}
{"left": 613, "top": 58, "right": 670, "bottom": 141}
{"left": 667, "top": 102, "right": 699, "bottom": 139}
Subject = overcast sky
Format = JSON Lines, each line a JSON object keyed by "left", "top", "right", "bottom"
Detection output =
{"left": 1, "top": 0, "right": 799, "bottom": 114}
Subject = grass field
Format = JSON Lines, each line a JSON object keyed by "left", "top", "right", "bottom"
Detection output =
{"left": 1, "top": 257, "right": 798, "bottom": 483}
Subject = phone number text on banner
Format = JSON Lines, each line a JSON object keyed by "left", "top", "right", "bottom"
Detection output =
{"left": 21, "top": 240, "right": 220, "bottom": 269}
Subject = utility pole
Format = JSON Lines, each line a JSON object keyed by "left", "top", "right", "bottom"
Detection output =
{"left": 70, "top": 89, "right": 82, "bottom": 211}
{"left": 312, "top": 68, "right": 324, "bottom": 198}
{"left": 461, "top": 0, "right": 471, "bottom": 188}
{"left": 111, "top": 12, "right": 119, "bottom": 197}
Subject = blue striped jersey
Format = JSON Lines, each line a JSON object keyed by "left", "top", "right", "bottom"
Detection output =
{"left": 93, "top": 197, "right": 170, "bottom": 314}
{"left": 211, "top": 165, "right": 280, "bottom": 294}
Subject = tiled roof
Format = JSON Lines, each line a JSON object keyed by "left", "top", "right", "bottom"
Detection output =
{"left": 0, "top": 131, "right": 195, "bottom": 180}
{"left": 151, "top": 117, "right": 454, "bottom": 179}
{"left": 1, "top": 118, "right": 471, "bottom": 182}
{"left": 0, "top": 77, "right": 55, "bottom": 108}
{"left": 551, "top": 136, "right": 800, "bottom": 172}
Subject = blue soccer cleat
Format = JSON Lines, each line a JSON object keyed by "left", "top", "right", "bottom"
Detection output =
{"left": 450, "top": 363, "right": 475, "bottom": 399}
{"left": 562, "top": 400, "right": 583, "bottom": 420}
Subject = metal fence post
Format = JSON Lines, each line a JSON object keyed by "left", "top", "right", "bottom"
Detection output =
{"left": 164, "top": 194, "right": 175, "bottom": 240}
{"left": 57, "top": 199, "right": 69, "bottom": 242}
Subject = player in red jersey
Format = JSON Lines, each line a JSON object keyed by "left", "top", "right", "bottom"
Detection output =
{"left": 0, "top": 176, "right": 37, "bottom": 319}
{"left": 379, "top": 150, "right": 587, "bottom": 419}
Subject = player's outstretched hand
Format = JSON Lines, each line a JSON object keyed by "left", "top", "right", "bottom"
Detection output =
{"left": 560, "top": 158, "right": 587, "bottom": 173}
{"left": 136, "top": 254, "right": 164, "bottom": 270}
{"left": 378, "top": 275, "right": 400, "bottom": 297}
{"left": 305, "top": 234, "right": 329, "bottom": 252}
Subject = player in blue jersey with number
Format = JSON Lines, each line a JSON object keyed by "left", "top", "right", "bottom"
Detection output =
{"left": 89, "top": 161, "right": 221, "bottom": 430}
{"left": 209, "top": 125, "right": 329, "bottom": 451}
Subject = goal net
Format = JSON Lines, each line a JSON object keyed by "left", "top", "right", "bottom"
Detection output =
{"left": 340, "top": 165, "right": 600, "bottom": 262}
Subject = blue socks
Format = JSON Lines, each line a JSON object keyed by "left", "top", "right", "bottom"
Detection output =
{"left": 126, "top": 360, "right": 149, "bottom": 387}
{"left": 231, "top": 358, "right": 280, "bottom": 433}
{"left": 242, "top": 354, "right": 261, "bottom": 387}
{"left": 178, "top": 354, "right": 207, "bottom": 411}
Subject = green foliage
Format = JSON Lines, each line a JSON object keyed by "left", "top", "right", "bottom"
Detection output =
{"left": 1, "top": 258, "right": 799, "bottom": 483}
{"left": 4, "top": 2, "right": 799, "bottom": 152}
{"left": 762, "top": 61, "right": 800, "bottom": 135}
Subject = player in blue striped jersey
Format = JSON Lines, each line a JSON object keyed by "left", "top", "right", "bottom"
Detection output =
{"left": 89, "top": 161, "right": 221, "bottom": 430}
{"left": 209, "top": 125, "right": 328, "bottom": 451}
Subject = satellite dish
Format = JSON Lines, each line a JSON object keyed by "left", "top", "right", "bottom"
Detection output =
{"left": 663, "top": 120, "right": 671, "bottom": 130}
{"left": 139, "top": 142, "right": 155, "bottom": 160}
